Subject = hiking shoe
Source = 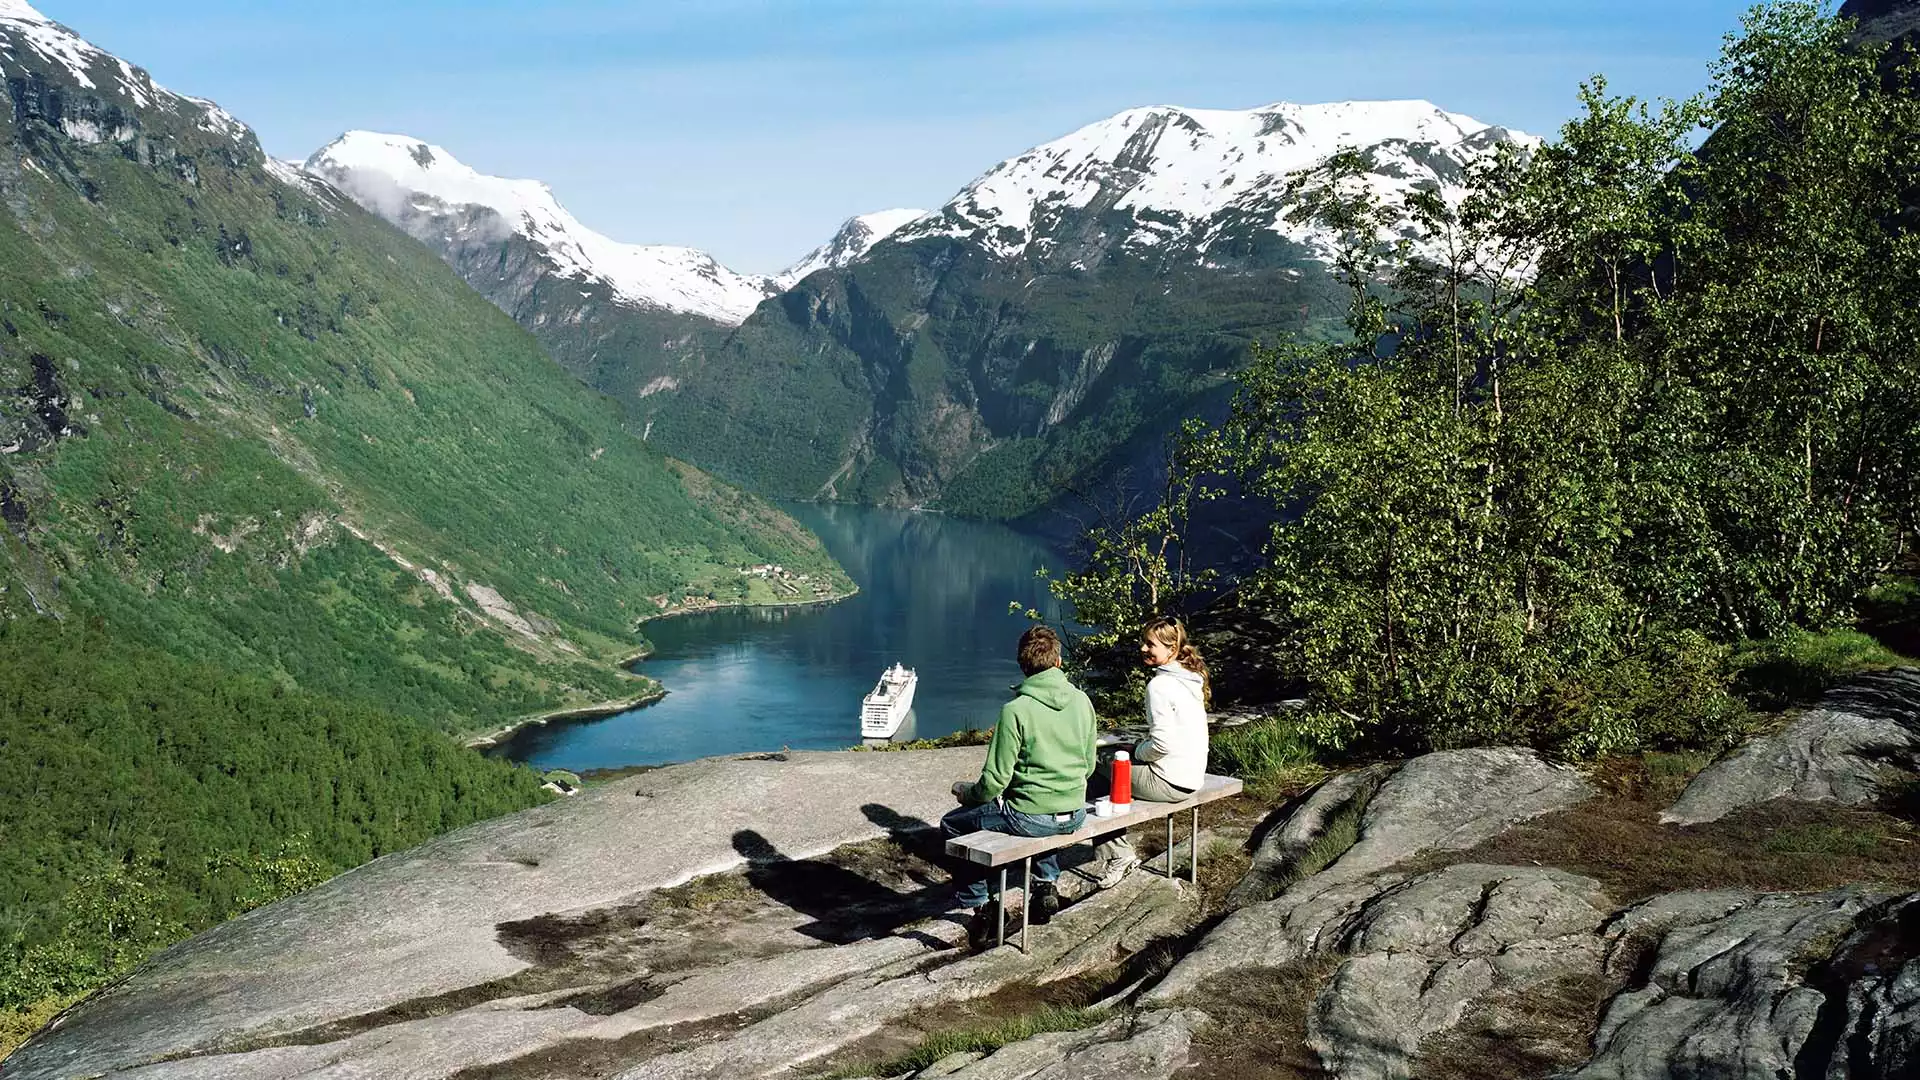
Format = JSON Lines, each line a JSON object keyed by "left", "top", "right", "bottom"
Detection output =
{"left": 1097, "top": 855, "right": 1140, "bottom": 890}
{"left": 1031, "top": 880, "right": 1060, "bottom": 925}
{"left": 965, "top": 906, "right": 1007, "bottom": 951}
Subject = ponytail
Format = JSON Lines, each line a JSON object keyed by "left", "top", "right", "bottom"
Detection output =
{"left": 1142, "top": 616, "right": 1211, "bottom": 710}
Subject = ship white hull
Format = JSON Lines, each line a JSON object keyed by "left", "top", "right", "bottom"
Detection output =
{"left": 861, "top": 666, "right": 918, "bottom": 739}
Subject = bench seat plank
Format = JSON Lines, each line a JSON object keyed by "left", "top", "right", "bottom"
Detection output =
{"left": 945, "top": 773, "right": 1243, "bottom": 868}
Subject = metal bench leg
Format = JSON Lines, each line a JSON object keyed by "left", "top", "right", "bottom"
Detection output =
{"left": 1190, "top": 806, "right": 1200, "bottom": 884}
{"left": 1020, "top": 857, "right": 1031, "bottom": 954}
{"left": 1165, "top": 816, "right": 1175, "bottom": 878}
{"left": 996, "top": 867, "right": 1007, "bottom": 950}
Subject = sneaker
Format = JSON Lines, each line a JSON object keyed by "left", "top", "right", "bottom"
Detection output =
{"left": 965, "top": 906, "right": 1007, "bottom": 951}
{"left": 1031, "top": 880, "right": 1060, "bottom": 925}
{"left": 1096, "top": 855, "right": 1140, "bottom": 890}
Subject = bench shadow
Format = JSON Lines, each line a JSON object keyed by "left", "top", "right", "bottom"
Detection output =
{"left": 731, "top": 819, "right": 956, "bottom": 947}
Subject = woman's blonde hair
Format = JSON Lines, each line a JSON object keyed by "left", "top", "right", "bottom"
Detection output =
{"left": 1142, "top": 616, "right": 1210, "bottom": 708}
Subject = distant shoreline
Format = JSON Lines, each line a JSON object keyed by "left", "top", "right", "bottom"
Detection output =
{"left": 464, "top": 687, "right": 667, "bottom": 750}
{"left": 468, "top": 585, "right": 860, "bottom": 752}
{"left": 635, "top": 583, "right": 859, "bottom": 626}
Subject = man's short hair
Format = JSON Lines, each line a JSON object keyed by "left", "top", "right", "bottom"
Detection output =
{"left": 1017, "top": 625, "right": 1062, "bottom": 676}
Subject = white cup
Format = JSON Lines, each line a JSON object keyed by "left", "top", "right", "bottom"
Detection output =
{"left": 1094, "top": 796, "right": 1114, "bottom": 817}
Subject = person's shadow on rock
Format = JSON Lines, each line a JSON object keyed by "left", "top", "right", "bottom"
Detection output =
{"left": 731, "top": 828, "right": 954, "bottom": 946}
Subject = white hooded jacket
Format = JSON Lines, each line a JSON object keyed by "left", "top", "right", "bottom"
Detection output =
{"left": 1134, "top": 663, "right": 1208, "bottom": 792}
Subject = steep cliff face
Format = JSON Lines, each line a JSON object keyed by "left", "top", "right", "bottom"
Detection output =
{"left": 637, "top": 102, "right": 1532, "bottom": 517}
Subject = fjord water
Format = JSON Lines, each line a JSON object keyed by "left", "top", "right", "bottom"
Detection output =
{"left": 492, "top": 503, "right": 1069, "bottom": 771}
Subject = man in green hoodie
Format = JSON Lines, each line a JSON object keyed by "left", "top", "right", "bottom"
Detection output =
{"left": 941, "top": 625, "right": 1097, "bottom": 949}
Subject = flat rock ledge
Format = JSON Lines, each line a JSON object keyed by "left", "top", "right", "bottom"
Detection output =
{"left": 1662, "top": 667, "right": 1920, "bottom": 825}
{"left": 7, "top": 747, "right": 988, "bottom": 1080}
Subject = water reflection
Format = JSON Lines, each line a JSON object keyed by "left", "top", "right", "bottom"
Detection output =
{"left": 492, "top": 504, "right": 1067, "bottom": 772}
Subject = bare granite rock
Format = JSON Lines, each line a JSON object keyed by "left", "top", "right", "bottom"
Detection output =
{"left": 6, "top": 747, "right": 986, "bottom": 1080}
{"left": 925, "top": 1009, "right": 1206, "bottom": 1080}
{"left": 1148, "top": 861, "right": 1611, "bottom": 1080}
{"left": 1226, "top": 763, "right": 1396, "bottom": 908}
{"left": 1661, "top": 669, "right": 1920, "bottom": 825}
{"left": 1325, "top": 748, "right": 1594, "bottom": 883}
{"left": 1567, "top": 888, "right": 1912, "bottom": 1080}
{"left": 1150, "top": 746, "right": 1594, "bottom": 1005}
{"left": 612, "top": 871, "right": 1194, "bottom": 1079}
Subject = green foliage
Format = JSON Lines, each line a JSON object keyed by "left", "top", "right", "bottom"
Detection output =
{"left": 0, "top": 77, "right": 847, "bottom": 735}
{"left": 1732, "top": 627, "right": 1913, "bottom": 710}
{"left": 1051, "top": 2, "right": 1920, "bottom": 757}
{"left": 0, "top": 619, "right": 549, "bottom": 1050}
{"left": 1206, "top": 716, "right": 1325, "bottom": 796}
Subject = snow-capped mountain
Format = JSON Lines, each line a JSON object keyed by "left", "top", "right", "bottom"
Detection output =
{"left": 0, "top": 0, "right": 254, "bottom": 150}
{"left": 896, "top": 99, "right": 1535, "bottom": 265}
{"left": 636, "top": 100, "right": 1535, "bottom": 515}
{"left": 773, "top": 208, "right": 927, "bottom": 290}
{"left": 305, "top": 132, "right": 778, "bottom": 325}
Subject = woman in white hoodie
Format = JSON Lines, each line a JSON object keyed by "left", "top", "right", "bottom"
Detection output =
{"left": 1092, "top": 616, "right": 1210, "bottom": 888}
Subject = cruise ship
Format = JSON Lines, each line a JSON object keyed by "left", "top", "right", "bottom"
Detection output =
{"left": 860, "top": 663, "right": 918, "bottom": 739}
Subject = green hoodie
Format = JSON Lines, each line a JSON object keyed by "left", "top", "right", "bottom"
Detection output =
{"left": 962, "top": 666, "right": 1097, "bottom": 814}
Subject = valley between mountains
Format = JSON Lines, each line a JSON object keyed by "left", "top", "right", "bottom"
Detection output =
{"left": 7, "top": 0, "right": 1920, "bottom": 1075}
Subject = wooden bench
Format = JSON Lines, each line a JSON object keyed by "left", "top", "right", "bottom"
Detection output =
{"left": 945, "top": 773, "right": 1244, "bottom": 953}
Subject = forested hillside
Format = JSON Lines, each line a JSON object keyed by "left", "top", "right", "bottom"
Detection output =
{"left": 0, "top": 621, "right": 552, "bottom": 1054}
{"left": 0, "top": 4, "right": 849, "bottom": 736}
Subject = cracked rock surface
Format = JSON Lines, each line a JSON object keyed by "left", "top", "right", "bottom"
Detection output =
{"left": 1662, "top": 668, "right": 1920, "bottom": 825}
{"left": 1569, "top": 889, "right": 1918, "bottom": 1080}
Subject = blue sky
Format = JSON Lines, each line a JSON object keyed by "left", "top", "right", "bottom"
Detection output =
{"left": 41, "top": 0, "right": 1760, "bottom": 274}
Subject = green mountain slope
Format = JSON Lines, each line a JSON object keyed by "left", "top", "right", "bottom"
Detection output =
{"left": 642, "top": 239, "right": 1335, "bottom": 517}
{"left": 0, "top": 9, "right": 848, "bottom": 735}
{"left": 0, "top": 620, "right": 554, "bottom": 1054}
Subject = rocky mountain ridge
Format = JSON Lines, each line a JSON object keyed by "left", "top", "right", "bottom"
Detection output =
{"left": 773, "top": 207, "right": 929, "bottom": 291}
{"left": 304, "top": 132, "right": 782, "bottom": 325}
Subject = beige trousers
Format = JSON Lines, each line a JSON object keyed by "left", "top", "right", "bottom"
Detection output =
{"left": 1090, "top": 758, "right": 1190, "bottom": 864}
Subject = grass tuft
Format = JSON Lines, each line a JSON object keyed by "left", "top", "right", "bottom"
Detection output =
{"left": 823, "top": 1005, "right": 1107, "bottom": 1079}
{"left": 1733, "top": 628, "right": 1913, "bottom": 711}
{"left": 1210, "top": 717, "right": 1326, "bottom": 797}
{"left": 1760, "top": 823, "right": 1883, "bottom": 857}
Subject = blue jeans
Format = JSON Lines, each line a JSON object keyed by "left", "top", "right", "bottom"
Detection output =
{"left": 941, "top": 800, "right": 1087, "bottom": 909}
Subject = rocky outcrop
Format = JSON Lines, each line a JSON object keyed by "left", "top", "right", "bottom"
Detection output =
{"left": 1226, "top": 763, "right": 1394, "bottom": 907}
{"left": 1305, "top": 747, "right": 1593, "bottom": 885}
{"left": 5, "top": 748, "right": 989, "bottom": 1080}
{"left": 1662, "top": 668, "right": 1920, "bottom": 825}
{"left": 16, "top": 713, "right": 1920, "bottom": 1080}
{"left": 1571, "top": 889, "right": 1918, "bottom": 1079}
{"left": 1148, "top": 748, "right": 1595, "bottom": 1008}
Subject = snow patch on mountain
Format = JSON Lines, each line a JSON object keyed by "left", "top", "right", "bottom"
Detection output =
{"left": 0, "top": 0, "right": 257, "bottom": 151}
{"left": 0, "top": 0, "right": 99, "bottom": 88}
{"left": 904, "top": 99, "right": 1535, "bottom": 262}
{"left": 305, "top": 132, "right": 778, "bottom": 325}
{"left": 774, "top": 208, "right": 928, "bottom": 289}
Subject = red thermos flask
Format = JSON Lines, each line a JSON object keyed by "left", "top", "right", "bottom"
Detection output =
{"left": 1111, "top": 750, "right": 1132, "bottom": 809}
